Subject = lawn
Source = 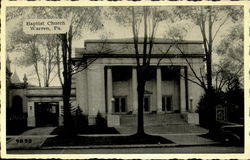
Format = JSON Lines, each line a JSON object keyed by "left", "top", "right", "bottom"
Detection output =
{"left": 42, "top": 134, "right": 173, "bottom": 146}
{"left": 50, "top": 126, "right": 119, "bottom": 135}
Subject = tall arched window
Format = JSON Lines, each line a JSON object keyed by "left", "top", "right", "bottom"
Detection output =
{"left": 12, "top": 96, "right": 23, "bottom": 116}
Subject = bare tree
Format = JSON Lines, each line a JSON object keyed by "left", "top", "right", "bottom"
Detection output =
{"left": 7, "top": 6, "right": 103, "bottom": 131}
{"left": 110, "top": 6, "right": 174, "bottom": 135}
{"left": 7, "top": 10, "right": 60, "bottom": 87}
{"left": 175, "top": 6, "right": 243, "bottom": 93}
{"left": 7, "top": 27, "right": 43, "bottom": 87}
{"left": 48, "top": 6, "right": 103, "bottom": 132}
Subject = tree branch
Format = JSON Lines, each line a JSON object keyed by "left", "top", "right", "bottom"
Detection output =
{"left": 212, "top": 16, "right": 229, "bottom": 42}
{"left": 132, "top": 7, "right": 140, "bottom": 67}
{"left": 176, "top": 44, "right": 207, "bottom": 90}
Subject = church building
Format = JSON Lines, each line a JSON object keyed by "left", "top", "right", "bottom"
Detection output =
{"left": 73, "top": 38, "right": 204, "bottom": 127}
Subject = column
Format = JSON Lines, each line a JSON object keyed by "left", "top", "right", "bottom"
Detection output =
{"left": 27, "top": 102, "right": 35, "bottom": 127}
{"left": 156, "top": 67, "right": 162, "bottom": 113}
{"left": 107, "top": 67, "right": 113, "bottom": 114}
{"left": 58, "top": 101, "right": 64, "bottom": 126}
{"left": 180, "top": 67, "right": 186, "bottom": 113}
{"left": 132, "top": 67, "right": 138, "bottom": 114}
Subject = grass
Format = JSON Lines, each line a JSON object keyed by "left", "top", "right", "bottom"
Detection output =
{"left": 42, "top": 134, "right": 173, "bottom": 146}
{"left": 50, "top": 126, "right": 119, "bottom": 135}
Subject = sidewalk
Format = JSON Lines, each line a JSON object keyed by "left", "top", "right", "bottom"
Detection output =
{"left": 41, "top": 134, "right": 221, "bottom": 150}
{"left": 115, "top": 124, "right": 208, "bottom": 135}
{"left": 7, "top": 127, "right": 55, "bottom": 150}
{"left": 6, "top": 125, "right": 221, "bottom": 150}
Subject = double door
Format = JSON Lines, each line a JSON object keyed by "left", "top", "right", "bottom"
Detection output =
{"left": 35, "top": 102, "right": 59, "bottom": 127}
{"left": 162, "top": 96, "right": 173, "bottom": 112}
{"left": 113, "top": 96, "right": 151, "bottom": 113}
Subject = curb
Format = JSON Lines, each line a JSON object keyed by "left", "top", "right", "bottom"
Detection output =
{"left": 6, "top": 132, "right": 208, "bottom": 138}
{"left": 39, "top": 142, "right": 223, "bottom": 150}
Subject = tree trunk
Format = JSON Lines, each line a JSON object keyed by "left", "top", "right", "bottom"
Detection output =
{"left": 136, "top": 67, "right": 146, "bottom": 135}
{"left": 34, "top": 64, "right": 41, "bottom": 87}
{"left": 61, "top": 32, "right": 74, "bottom": 134}
{"left": 32, "top": 40, "right": 41, "bottom": 87}
{"left": 207, "top": 6, "right": 213, "bottom": 93}
{"left": 206, "top": 52, "right": 212, "bottom": 91}
{"left": 56, "top": 43, "right": 63, "bottom": 86}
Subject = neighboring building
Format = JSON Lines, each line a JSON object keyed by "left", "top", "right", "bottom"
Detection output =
{"left": 6, "top": 58, "right": 76, "bottom": 127}
{"left": 73, "top": 38, "right": 205, "bottom": 126}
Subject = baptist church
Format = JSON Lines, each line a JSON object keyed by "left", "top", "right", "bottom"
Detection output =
{"left": 73, "top": 38, "right": 204, "bottom": 126}
{"left": 7, "top": 38, "right": 204, "bottom": 127}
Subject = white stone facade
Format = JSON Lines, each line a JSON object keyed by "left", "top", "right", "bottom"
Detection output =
{"left": 73, "top": 39, "right": 205, "bottom": 125}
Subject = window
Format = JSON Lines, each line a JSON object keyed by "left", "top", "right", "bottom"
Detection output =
{"left": 144, "top": 96, "right": 150, "bottom": 112}
{"left": 12, "top": 96, "right": 23, "bottom": 116}
{"left": 162, "top": 96, "right": 172, "bottom": 112}
{"left": 114, "top": 97, "right": 127, "bottom": 113}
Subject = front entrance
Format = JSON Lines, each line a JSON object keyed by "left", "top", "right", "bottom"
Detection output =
{"left": 114, "top": 96, "right": 127, "bottom": 113}
{"left": 35, "top": 102, "right": 59, "bottom": 127}
{"left": 162, "top": 96, "right": 173, "bottom": 112}
{"left": 144, "top": 96, "right": 150, "bottom": 112}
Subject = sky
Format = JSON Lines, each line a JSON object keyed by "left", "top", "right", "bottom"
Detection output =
{"left": 6, "top": 6, "right": 242, "bottom": 86}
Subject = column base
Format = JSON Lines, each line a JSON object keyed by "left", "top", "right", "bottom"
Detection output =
{"left": 157, "top": 108, "right": 163, "bottom": 114}
{"left": 107, "top": 114, "right": 120, "bottom": 127}
{"left": 132, "top": 111, "right": 138, "bottom": 114}
{"left": 180, "top": 110, "right": 187, "bottom": 114}
{"left": 88, "top": 115, "right": 96, "bottom": 126}
{"left": 157, "top": 111, "right": 164, "bottom": 114}
{"left": 181, "top": 112, "right": 199, "bottom": 125}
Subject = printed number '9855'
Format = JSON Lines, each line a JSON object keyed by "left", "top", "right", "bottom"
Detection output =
{"left": 16, "top": 139, "right": 32, "bottom": 143}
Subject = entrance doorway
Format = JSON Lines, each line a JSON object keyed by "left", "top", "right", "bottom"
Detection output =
{"left": 35, "top": 102, "right": 59, "bottom": 127}
{"left": 162, "top": 96, "right": 172, "bottom": 112}
{"left": 144, "top": 96, "right": 150, "bottom": 112}
{"left": 114, "top": 97, "right": 127, "bottom": 113}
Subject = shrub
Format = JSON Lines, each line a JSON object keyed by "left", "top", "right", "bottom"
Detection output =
{"left": 71, "top": 106, "right": 88, "bottom": 132}
{"left": 198, "top": 82, "right": 244, "bottom": 128}
{"left": 225, "top": 81, "right": 244, "bottom": 123}
{"left": 96, "top": 111, "right": 107, "bottom": 127}
{"left": 197, "top": 89, "right": 225, "bottom": 128}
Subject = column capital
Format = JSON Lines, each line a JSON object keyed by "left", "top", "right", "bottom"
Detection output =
{"left": 180, "top": 66, "right": 186, "bottom": 70}
{"left": 106, "top": 66, "right": 113, "bottom": 69}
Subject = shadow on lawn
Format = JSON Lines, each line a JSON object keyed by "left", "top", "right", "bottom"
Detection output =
{"left": 51, "top": 126, "right": 119, "bottom": 135}
{"left": 45, "top": 112, "right": 173, "bottom": 146}
{"left": 42, "top": 134, "right": 173, "bottom": 146}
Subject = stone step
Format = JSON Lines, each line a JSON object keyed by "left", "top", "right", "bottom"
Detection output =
{"left": 119, "top": 113, "right": 187, "bottom": 126}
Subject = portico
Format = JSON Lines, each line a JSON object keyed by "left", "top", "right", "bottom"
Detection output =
{"left": 73, "top": 38, "right": 205, "bottom": 126}
{"left": 106, "top": 66, "right": 188, "bottom": 115}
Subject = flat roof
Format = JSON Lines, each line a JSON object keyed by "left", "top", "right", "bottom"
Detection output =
{"left": 84, "top": 38, "right": 203, "bottom": 45}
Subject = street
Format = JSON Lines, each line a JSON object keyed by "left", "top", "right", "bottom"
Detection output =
{"left": 7, "top": 145, "right": 244, "bottom": 154}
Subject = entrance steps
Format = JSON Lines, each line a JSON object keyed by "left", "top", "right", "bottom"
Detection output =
{"left": 119, "top": 113, "right": 187, "bottom": 126}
